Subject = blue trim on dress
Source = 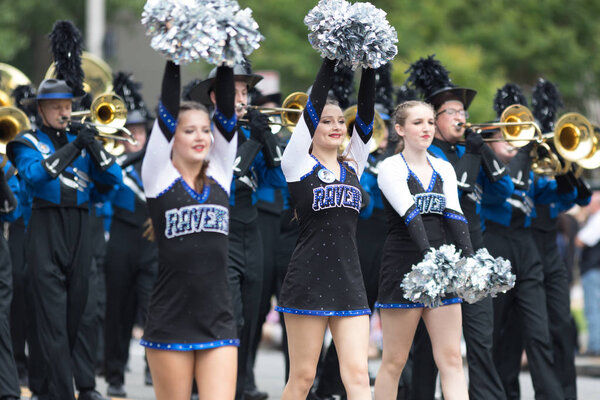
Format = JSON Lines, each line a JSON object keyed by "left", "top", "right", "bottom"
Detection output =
{"left": 375, "top": 297, "right": 462, "bottom": 309}
{"left": 180, "top": 178, "right": 211, "bottom": 203}
{"left": 214, "top": 108, "right": 237, "bottom": 133}
{"left": 400, "top": 153, "right": 438, "bottom": 192}
{"left": 140, "top": 338, "right": 239, "bottom": 351}
{"left": 300, "top": 162, "right": 319, "bottom": 181}
{"left": 158, "top": 100, "right": 177, "bottom": 133}
{"left": 444, "top": 211, "right": 468, "bottom": 223}
{"left": 305, "top": 98, "right": 319, "bottom": 129}
{"left": 275, "top": 306, "right": 371, "bottom": 316}
{"left": 309, "top": 154, "right": 345, "bottom": 183}
{"left": 355, "top": 113, "right": 373, "bottom": 135}
{"left": 157, "top": 178, "right": 180, "bottom": 198}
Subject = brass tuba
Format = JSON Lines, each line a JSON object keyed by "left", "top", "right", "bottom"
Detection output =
{"left": 45, "top": 52, "right": 113, "bottom": 99}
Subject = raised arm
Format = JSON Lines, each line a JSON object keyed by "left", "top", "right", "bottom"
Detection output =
{"left": 208, "top": 64, "right": 238, "bottom": 194}
{"left": 345, "top": 67, "right": 375, "bottom": 178}
{"left": 157, "top": 61, "right": 180, "bottom": 143}
{"left": 282, "top": 58, "right": 336, "bottom": 181}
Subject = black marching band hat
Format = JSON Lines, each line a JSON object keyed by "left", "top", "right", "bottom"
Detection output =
{"left": 405, "top": 54, "right": 477, "bottom": 111}
{"left": 112, "top": 72, "right": 152, "bottom": 125}
{"left": 187, "top": 59, "right": 263, "bottom": 107}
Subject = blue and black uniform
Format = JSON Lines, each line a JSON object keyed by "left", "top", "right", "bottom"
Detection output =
{"left": 408, "top": 138, "right": 512, "bottom": 400}
{"left": 104, "top": 152, "right": 157, "bottom": 389}
{"left": 7, "top": 122, "right": 122, "bottom": 400}
{"left": 481, "top": 153, "right": 576, "bottom": 400}
{"left": 500, "top": 174, "right": 591, "bottom": 400}
{"left": 0, "top": 156, "right": 22, "bottom": 400}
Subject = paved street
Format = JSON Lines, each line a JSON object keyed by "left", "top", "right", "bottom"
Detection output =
{"left": 21, "top": 340, "right": 598, "bottom": 400}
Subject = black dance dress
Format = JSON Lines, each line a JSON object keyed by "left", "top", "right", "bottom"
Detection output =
{"left": 275, "top": 59, "right": 376, "bottom": 316}
{"left": 376, "top": 153, "right": 471, "bottom": 308}
{"left": 140, "top": 62, "right": 239, "bottom": 350}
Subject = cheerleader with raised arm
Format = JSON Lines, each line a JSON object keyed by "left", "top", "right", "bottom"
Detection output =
{"left": 139, "top": 2, "right": 266, "bottom": 398}
{"left": 374, "top": 101, "right": 472, "bottom": 400}
{"left": 140, "top": 59, "right": 238, "bottom": 399}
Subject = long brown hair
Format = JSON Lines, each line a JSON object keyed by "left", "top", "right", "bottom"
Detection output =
{"left": 393, "top": 100, "right": 434, "bottom": 154}
{"left": 178, "top": 101, "right": 211, "bottom": 192}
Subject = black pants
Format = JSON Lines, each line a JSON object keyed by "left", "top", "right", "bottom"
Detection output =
{"left": 0, "top": 233, "right": 20, "bottom": 398}
{"left": 73, "top": 255, "right": 103, "bottom": 392}
{"left": 501, "top": 230, "right": 577, "bottom": 400}
{"left": 228, "top": 218, "right": 264, "bottom": 400}
{"left": 28, "top": 208, "right": 93, "bottom": 400}
{"left": 484, "top": 226, "right": 563, "bottom": 400}
{"left": 8, "top": 218, "right": 27, "bottom": 380}
{"left": 410, "top": 296, "right": 506, "bottom": 400}
{"left": 103, "top": 219, "right": 157, "bottom": 386}
{"left": 315, "top": 215, "right": 386, "bottom": 397}
{"left": 247, "top": 210, "right": 282, "bottom": 392}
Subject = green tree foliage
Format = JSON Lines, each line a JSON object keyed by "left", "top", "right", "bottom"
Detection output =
{"left": 1, "top": 0, "right": 599, "bottom": 119}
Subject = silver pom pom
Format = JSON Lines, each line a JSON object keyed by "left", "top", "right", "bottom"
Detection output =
{"left": 304, "top": 0, "right": 398, "bottom": 70}
{"left": 401, "top": 244, "right": 462, "bottom": 308}
{"left": 142, "top": 0, "right": 264, "bottom": 65}
{"left": 453, "top": 248, "right": 516, "bottom": 304}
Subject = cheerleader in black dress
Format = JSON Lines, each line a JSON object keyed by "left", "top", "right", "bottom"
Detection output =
{"left": 275, "top": 57, "right": 375, "bottom": 399}
{"left": 140, "top": 60, "right": 238, "bottom": 400}
{"left": 374, "top": 101, "right": 472, "bottom": 400}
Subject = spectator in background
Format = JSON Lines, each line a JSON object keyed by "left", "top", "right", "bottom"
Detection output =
{"left": 575, "top": 191, "right": 600, "bottom": 356}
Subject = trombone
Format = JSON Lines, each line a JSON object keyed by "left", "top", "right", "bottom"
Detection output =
{"left": 238, "top": 92, "right": 307, "bottom": 129}
{"left": 458, "top": 104, "right": 543, "bottom": 147}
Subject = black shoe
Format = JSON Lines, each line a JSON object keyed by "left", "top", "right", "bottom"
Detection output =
{"left": 244, "top": 388, "right": 268, "bottom": 400}
{"left": 106, "top": 384, "right": 127, "bottom": 398}
{"left": 78, "top": 389, "right": 109, "bottom": 400}
{"left": 144, "top": 366, "right": 153, "bottom": 386}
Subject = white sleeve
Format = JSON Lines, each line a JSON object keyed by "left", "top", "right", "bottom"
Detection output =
{"left": 343, "top": 126, "right": 373, "bottom": 179}
{"left": 281, "top": 117, "right": 317, "bottom": 182}
{"left": 377, "top": 154, "right": 414, "bottom": 218}
{"left": 431, "top": 156, "right": 463, "bottom": 213}
{"left": 207, "top": 124, "right": 237, "bottom": 195}
{"left": 578, "top": 212, "right": 600, "bottom": 247}
{"left": 141, "top": 121, "right": 180, "bottom": 199}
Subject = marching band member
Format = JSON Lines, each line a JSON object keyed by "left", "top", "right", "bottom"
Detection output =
{"left": 103, "top": 73, "right": 157, "bottom": 398}
{"left": 190, "top": 61, "right": 286, "bottom": 400}
{"left": 481, "top": 83, "right": 575, "bottom": 400}
{"left": 406, "top": 55, "right": 511, "bottom": 400}
{"left": 7, "top": 74, "right": 122, "bottom": 400}
{"left": 374, "top": 100, "right": 472, "bottom": 400}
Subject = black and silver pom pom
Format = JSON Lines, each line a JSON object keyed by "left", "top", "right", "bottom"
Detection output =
{"left": 142, "top": 0, "right": 264, "bottom": 66}
{"left": 304, "top": 0, "right": 398, "bottom": 70}
{"left": 532, "top": 78, "right": 563, "bottom": 132}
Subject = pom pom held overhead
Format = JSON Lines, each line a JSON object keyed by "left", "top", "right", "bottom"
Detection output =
{"left": 304, "top": 0, "right": 398, "bottom": 70}
{"left": 142, "top": 0, "right": 264, "bottom": 66}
